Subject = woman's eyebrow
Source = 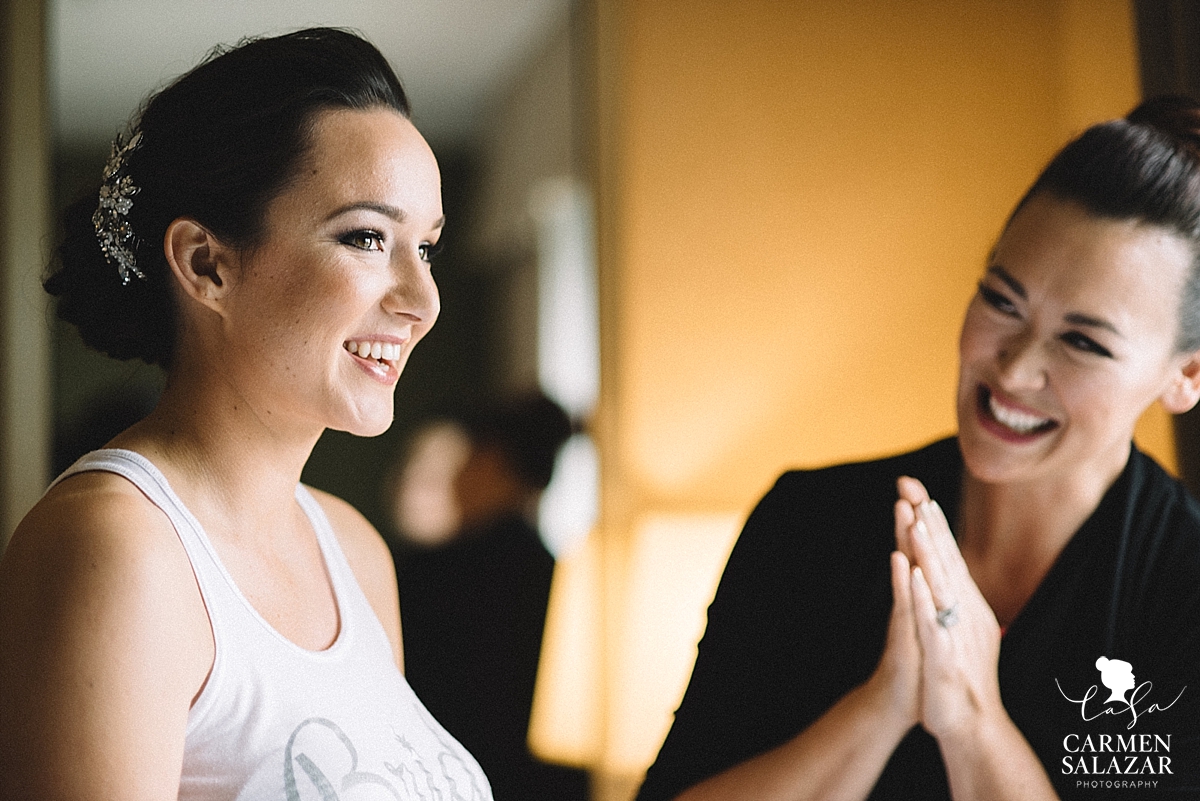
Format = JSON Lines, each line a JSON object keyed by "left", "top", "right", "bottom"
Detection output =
{"left": 987, "top": 265, "right": 1026, "bottom": 299}
{"left": 325, "top": 201, "right": 406, "bottom": 222}
{"left": 323, "top": 205, "right": 446, "bottom": 233}
{"left": 1064, "top": 311, "right": 1121, "bottom": 336}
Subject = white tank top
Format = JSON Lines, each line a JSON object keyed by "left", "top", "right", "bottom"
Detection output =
{"left": 53, "top": 449, "right": 493, "bottom": 801}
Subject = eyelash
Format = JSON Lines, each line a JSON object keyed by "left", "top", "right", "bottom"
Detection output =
{"left": 978, "top": 282, "right": 1113, "bottom": 358}
{"left": 418, "top": 240, "right": 444, "bottom": 264}
{"left": 340, "top": 229, "right": 385, "bottom": 251}
{"left": 1060, "top": 332, "right": 1113, "bottom": 358}
{"left": 978, "top": 283, "right": 1017, "bottom": 316}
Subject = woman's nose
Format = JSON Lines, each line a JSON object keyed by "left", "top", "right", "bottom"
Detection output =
{"left": 996, "top": 332, "right": 1047, "bottom": 391}
{"left": 384, "top": 251, "right": 440, "bottom": 325}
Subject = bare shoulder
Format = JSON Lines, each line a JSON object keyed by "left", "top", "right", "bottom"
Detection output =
{"left": 306, "top": 487, "right": 404, "bottom": 667}
{"left": 12, "top": 470, "right": 179, "bottom": 560}
{"left": 0, "top": 471, "right": 212, "bottom": 798}
{"left": 3, "top": 471, "right": 204, "bottom": 621}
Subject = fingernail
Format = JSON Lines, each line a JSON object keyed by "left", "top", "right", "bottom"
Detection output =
{"left": 913, "top": 519, "right": 929, "bottom": 541}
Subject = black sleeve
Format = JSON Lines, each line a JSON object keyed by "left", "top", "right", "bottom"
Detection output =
{"left": 635, "top": 468, "right": 895, "bottom": 801}
{"left": 1128, "top": 497, "right": 1200, "bottom": 796}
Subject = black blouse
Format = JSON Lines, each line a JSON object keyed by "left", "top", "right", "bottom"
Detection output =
{"left": 636, "top": 438, "right": 1200, "bottom": 800}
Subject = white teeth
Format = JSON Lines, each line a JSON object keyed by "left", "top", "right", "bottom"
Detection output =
{"left": 988, "top": 393, "right": 1051, "bottom": 433}
{"left": 345, "top": 340, "right": 401, "bottom": 362}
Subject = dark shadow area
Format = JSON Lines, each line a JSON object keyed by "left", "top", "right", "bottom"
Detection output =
{"left": 1136, "top": 0, "right": 1200, "bottom": 497}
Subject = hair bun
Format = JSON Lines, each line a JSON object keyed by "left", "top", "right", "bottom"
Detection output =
{"left": 1127, "top": 95, "right": 1200, "bottom": 155}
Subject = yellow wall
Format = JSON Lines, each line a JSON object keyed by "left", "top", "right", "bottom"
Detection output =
{"left": 601, "top": 0, "right": 1158, "bottom": 521}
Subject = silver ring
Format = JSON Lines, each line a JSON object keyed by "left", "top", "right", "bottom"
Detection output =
{"left": 936, "top": 603, "right": 960, "bottom": 629}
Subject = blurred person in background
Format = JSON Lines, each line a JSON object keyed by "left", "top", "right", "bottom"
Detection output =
{"left": 388, "top": 417, "right": 474, "bottom": 548}
{"left": 392, "top": 391, "right": 590, "bottom": 801}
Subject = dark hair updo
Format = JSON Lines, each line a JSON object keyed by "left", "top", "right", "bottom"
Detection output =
{"left": 45, "top": 27, "right": 411, "bottom": 367}
{"left": 1012, "top": 95, "right": 1200, "bottom": 352}
{"left": 466, "top": 393, "right": 573, "bottom": 491}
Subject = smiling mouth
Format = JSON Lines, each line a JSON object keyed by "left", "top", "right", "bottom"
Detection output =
{"left": 977, "top": 386, "right": 1058, "bottom": 437}
{"left": 345, "top": 339, "right": 401, "bottom": 364}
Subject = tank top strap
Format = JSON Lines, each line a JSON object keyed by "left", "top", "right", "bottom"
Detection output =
{"left": 53, "top": 448, "right": 186, "bottom": 510}
{"left": 50, "top": 449, "right": 246, "bottom": 619}
{"left": 292, "top": 484, "right": 376, "bottom": 630}
{"left": 53, "top": 449, "right": 217, "bottom": 567}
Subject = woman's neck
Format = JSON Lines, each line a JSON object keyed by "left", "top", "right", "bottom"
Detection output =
{"left": 956, "top": 452, "right": 1127, "bottom": 626}
{"left": 108, "top": 362, "right": 323, "bottom": 543}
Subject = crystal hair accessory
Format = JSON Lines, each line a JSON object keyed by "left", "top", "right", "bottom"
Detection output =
{"left": 92, "top": 130, "right": 145, "bottom": 284}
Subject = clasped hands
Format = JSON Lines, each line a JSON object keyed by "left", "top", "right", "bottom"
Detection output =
{"left": 868, "top": 476, "right": 1004, "bottom": 743}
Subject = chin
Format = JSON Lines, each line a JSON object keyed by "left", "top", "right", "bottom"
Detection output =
{"left": 332, "top": 406, "right": 395, "bottom": 438}
{"left": 959, "top": 443, "right": 1024, "bottom": 485}
{"left": 957, "top": 418, "right": 1045, "bottom": 486}
{"left": 352, "top": 416, "right": 394, "bottom": 438}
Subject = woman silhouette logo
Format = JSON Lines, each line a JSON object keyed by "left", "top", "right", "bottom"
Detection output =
{"left": 1095, "top": 656, "right": 1137, "bottom": 704}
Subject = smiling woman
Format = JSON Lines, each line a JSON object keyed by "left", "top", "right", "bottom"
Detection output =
{"left": 636, "top": 97, "right": 1200, "bottom": 801}
{"left": 0, "top": 28, "right": 492, "bottom": 801}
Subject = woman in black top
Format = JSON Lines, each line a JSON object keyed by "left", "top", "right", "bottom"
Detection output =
{"left": 637, "top": 97, "right": 1200, "bottom": 800}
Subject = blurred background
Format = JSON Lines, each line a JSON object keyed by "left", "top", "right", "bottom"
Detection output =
{"left": 4, "top": 1, "right": 1200, "bottom": 800}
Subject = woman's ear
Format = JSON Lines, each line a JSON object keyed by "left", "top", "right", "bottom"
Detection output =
{"left": 163, "top": 218, "right": 236, "bottom": 313}
{"left": 1160, "top": 352, "right": 1200, "bottom": 414}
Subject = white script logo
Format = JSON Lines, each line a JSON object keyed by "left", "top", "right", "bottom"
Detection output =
{"left": 1056, "top": 656, "right": 1185, "bottom": 730}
